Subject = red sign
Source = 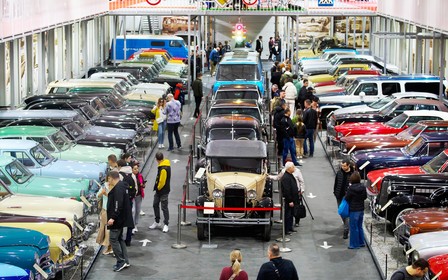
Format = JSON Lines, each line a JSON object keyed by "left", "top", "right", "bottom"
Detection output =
{"left": 146, "top": 0, "right": 161, "bottom": 5}
{"left": 242, "top": 0, "right": 258, "bottom": 5}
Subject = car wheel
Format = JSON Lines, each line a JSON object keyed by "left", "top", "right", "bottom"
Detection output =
{"left": 262, "top": 211, "right": 272, "bottom": 242}
{"left": 197, "top": 210, "right": 206, "bottom": 241}
{"left": 392, "top": 207, "right": 414, "bottom": 229}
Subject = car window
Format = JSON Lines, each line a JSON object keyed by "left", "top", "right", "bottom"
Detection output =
{"left": 5, "top": 160, "right": 33, "bottom": 184}
{"left": 407, "top": 116, "right": 443, "bottom": 126}
{"left": 393, "top": 105, "right": 415, "bottom": 116}
{"left": 169, "top": 40, "right": 182, "bottom": 47}
{"left": 2, "top": 151, "right": 35, "bottom": 167}
{"left": 151, "top": 41, "right": 165, "bottom": 47}
{"left": 381, "top": 83, "right": 401, "bottom": 96}
{"left": 354, "top": 83, "right": 377, "bottom": 96}
{"left": 338, "top": 68, "right": 349, "bottom": 75}
{"left": 426, "top": 142, "right": 448, "bottom": 156}
{"left": 0, "top": 170, "right": 11, "bottom": 186}
{"left": 417, "top": 104, "right": 438, "bottom": 111}
{"left": 27, "top": 137, "right": 55, "bottom": 152}
{"left": 405, "top": 82, "right": 443, "bottom": 94}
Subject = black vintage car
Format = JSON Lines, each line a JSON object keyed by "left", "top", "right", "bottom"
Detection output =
{"left": 87, "top": 66, "right": 155, "bottom": 83}
{"left": 372, "top": 172, "right": 448, "bottom": 227}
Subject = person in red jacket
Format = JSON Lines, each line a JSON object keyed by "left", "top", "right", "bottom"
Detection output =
{"left": 173, "top": 83, "right": 185, "bottom": 111}
{"left": 219, "top": 249, "right": 249, "bottom": 280}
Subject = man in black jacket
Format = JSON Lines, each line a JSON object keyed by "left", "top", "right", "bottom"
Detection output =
{"left": 256, "top": 243, "right": 299, "bottom": 280}
{"left": 273, "top": 102, "right": 287, "bottom": 156}
{"left": 107, "top": 171, "right": 134, "bottom": 272}
{"left": 256, "top": 35, "right": 263, "bottom": 57}
{"left": 280, "top": 162, "right": 299, "bottom": 234}
{"left": 333, "top": 159, "right": 354, "bottom": 239}
{"left": 302, "top": 99, "right": 318, "bottom": 157}
{"left": 149, "top": 152, "right": 171, "bottom": 233}
{"left": 279, "top": 108, "right": 300, "bottom": 166}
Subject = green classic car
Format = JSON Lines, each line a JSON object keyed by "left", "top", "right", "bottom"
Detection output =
{"left": 0, "top": 126, "right": 121, "bottom": 164}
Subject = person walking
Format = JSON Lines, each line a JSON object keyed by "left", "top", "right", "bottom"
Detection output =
{"left": 283, "top": 77, "right": 297, "bottom": 118}
{"left": 280, "top": 162, "right": 299, "bottom": 235}
{"left": 344, "top": 172, "right": 367, "bottom": 249}
{"left": 256, "top": 243, "right": 299, "bottom": 280}
{"left": 151, "top": 98, "right": 166, "bottom": 149}
{"left": 192, "top": 72, "right": 203, "bottom": 118}
{"left": 256, "top": 35, "right": 263, "bottom": 58}
{"left": 107, "top": 154, "right": 118, "bottom": 172}
{"left": 209, "top": 46, "right": 220, "bottom": 76}
{"left": 302, "top": 99, "right": 318, "bottom": 157}
{"left": 165, "top": 93, "right": 182, "bottom": 151}
{"left": 219, "top": 249, "right": 249, "bottom": 280}
{"left": 131, "top": 163, "right": 145, "bottom": 235}
{"left": 117, "top": 160, "right": 136, "bottom": 246}
{"left": 333, "top": 159, "right": 354, "bottom": 239}
{"left": 107, "top": 171, "right": 133, "bottom": 272}
{"left": 149, "top": 152, "right": 171, "bottom": 233}
{"left": 268, "top": 37, "right": 274, "bottom": 61}
{"left": 279, "top": 108, "right": 300, "bottom": 166}
{"left": 270, "top": 66, "right": 282, "bottom": 90}
{"left": 297, "top": 79, "right": 309, "bottom": 110}
{"left": 390, "top": 258, "right": 429, "bottom": 280}
{"left": 96, "top": 178, "right": 113, "bottom": 255}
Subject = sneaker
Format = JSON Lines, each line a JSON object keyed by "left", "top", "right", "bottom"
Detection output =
{"left": 158, "top": 144, "right": 162, "bottom": 148}
{"left": 102, "top": 249, "right": 113, "bottom": 255}
{"left": 132, "top": 227, "right": 138, "bottom": 234}
{"left": 139, "top": 210, "right": 145, "bottom": 216}
{"left": 113, "top": 262, "right": 127, "bottom": 272}
{"left": 177, "top": 145, "right": 182, "bottom": 150}
{"left": 162, "top": 224, "right": 169, "bottom": 233}
{"left": 161, "top": 144, "right": 165, "bottom": 148}
{"left": 298, "top": 160, "right": 304, "bottom": 164}
{"left": 167, "top": 148, "right": 173, "bottom": 152}
{"left": 125, "top": 263, "right": 131, "bottom": 268}
{"left": 149, "top": 222, "right": 162, "bottom": 229}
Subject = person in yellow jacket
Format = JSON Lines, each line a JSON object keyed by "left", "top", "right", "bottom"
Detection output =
{"left": 148, "top": 152, "right": 171, "bottom": 233}
{"left": 151, "top": 98, "right": 166, "bottom": 149}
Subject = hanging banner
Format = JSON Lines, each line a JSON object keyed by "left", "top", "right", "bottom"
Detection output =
{"left": 146, "top": 0, "right": 161, "bottom": 5}
{"left": 318, "top": 0, "right": 334, "bottom": 7}
{"left": 215, "top": 0, "right": 232, "bottom": 7}
{"left": 242, "top": 0, "right": 258, "bottom": 5}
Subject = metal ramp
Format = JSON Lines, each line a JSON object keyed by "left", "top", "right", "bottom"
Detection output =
{"left": 140, "top": 16, "right": 161, "bottom": 34}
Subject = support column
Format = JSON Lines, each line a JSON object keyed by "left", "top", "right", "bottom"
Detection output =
{"left": 25, "top": 35, "right": 34, "bottom": 96}
{"left": 37, "top": 33, "right": 46, "bottom": 98}
{"left": 47, "top": 29, "right": 55, "bottom": 83}
{"left": 361, "top": 17, "right": 366, "bottom": 53}
{"left": 439, "top": 34, "right": 445, "bottom": 100}
{"left": 65, "top": 25, "right": 73, "bottom": 78}
{"left": 0, "top": 43, "right": 5, "bottom": 105}
{"left": 188, "top": 15, "right": 192, "bottom": 103}
{"left": 415, "top": 27, "right": 423, "bottom": 74}
{"left": 82, "top": 21, "right": 88, "bottom": 76}
{"left": 432, "top": 34, "right": 440, "bottom": 76}
{"left": 123, "top": 16, "right": 127, "bottom": 61}
{"left": 345, "top": 17, "right": 349, "bottom": 45}
{"left": 295, "top": 15, "right": 299, "bottom": 73}
{"left": 56, "top": 28, "right": 64, "bottom": 79}
{"left": 100, "top": 16, "right": 105, "bottom": 66}
{"left": 399, "top": 23, "right": 406, "bottom": 74}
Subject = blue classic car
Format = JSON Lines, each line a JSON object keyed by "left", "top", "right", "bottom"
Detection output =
{"left": 0, "top": 226, "right": 55, "bottom": 279}
{"left": 351, "top": 133, "right": 448, "bottom": 178}
{"left": 0, "top": 263, "right": 31, "bottom": 280}
{"left": 0, "top": 140, "right": 106, "bottom": 182}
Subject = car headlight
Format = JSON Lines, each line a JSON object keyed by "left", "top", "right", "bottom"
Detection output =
{"left": 387, "top": 186, "right": 392, "bottom": 194}
{"left": 212, "top": 189, "right": 223, "bottom": 199}
{"left": 247, "top": 190, "right": 257, "bottom": 200}
{"left": 412, "top": 251, "right": 420, "bottom": 262}
{"left": 337, "top": 132, "right": 344, "bottom": 138}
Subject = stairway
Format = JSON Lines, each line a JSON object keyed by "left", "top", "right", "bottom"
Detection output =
{"left": 140, "top": 16, "right": 161, "bottom": 34}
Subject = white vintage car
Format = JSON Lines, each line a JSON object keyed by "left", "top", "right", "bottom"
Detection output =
{"left": 407, "top": 231, "right": 448, "bottom": 265}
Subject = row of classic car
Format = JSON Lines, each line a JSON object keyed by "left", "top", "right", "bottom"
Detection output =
{"left": 0, "top": 46, "right": 190, "bottom": 278}
{"left": 313, "top": 59, "right": 448, "bottom": 270}
{"left": 194, "top": 49, "right": 273, "bottom": 241}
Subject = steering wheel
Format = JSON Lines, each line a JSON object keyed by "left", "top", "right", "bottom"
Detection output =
{"left": 237, "top": 137, "right": 250, "bottom": 140}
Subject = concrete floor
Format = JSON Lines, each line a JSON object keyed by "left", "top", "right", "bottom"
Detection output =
{"left": 87, "top": 66, "right": 382, "bottom": 280}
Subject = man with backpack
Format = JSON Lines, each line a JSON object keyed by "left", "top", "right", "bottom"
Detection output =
{"left": 149, "top": 152, "right": 171, "bottom": 233}
{"left": 117, "top": 160, "right": 137, "bottom": 246}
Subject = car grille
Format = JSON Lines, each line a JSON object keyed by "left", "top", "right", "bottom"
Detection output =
{"left": 37, "top": 251, "right": 54, "bottom": 279}
{"left": 223, "top": 186, "right": 245, "bottom": 219}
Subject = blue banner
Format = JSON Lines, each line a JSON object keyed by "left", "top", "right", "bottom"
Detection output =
{"left": 318, "top": 0, "right": 335, "bottom": 7}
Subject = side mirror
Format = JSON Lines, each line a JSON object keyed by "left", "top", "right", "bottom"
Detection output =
{"left": 359, "top": 91, "right": 366, "bottom": 97}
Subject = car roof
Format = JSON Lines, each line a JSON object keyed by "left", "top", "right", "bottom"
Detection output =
{"left": 392, "top": 99, "right": 444, "bottom": 105}
{"left": 391, "top": 92, "right": 438, "bottom": 98}
{"left": 417, "top": 120, "right": 448, "bottom": 126}
{"left": 400, "top": 110, "right": 448, "bottom": 119}
{"left": 90, "top": 72, "right": 132, "bottom": 78}
{"left": 216, "top": 84, "right": 259, "bottom": 91}
{"left": 0, "top": 139, "right": 38, "bottom": 150}
{"left": 211, "top": 99, "right": 258, "bottom": 108}
{"left": 115, "top": 35, "right": 184, "bottom": 40}
{"left": 205, "top": 115, "right": 261, "bottom": 129}
{"left": 356, "top": 75, "right": 442, "bottom": 82}
{"left": 206, "top": 140, "right": 267, "bottom": 158}
{"left": 420, "top": 132, "right": 448, "bottom": 141}
{"left": 0, "top": 125, "right": 58, "bottom": 136}
{"left": 0, "top": 109, "right": 78, "bottom": 119}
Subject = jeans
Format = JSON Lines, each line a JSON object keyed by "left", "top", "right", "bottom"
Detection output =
{"left": 133, "top": 195, "right": 143, "bottom": 226}
{"left": 153, "top": 193, "right": 169, "bottom": 226}
{"left": 109, "top": 228, "right": 129, "bottom": 265}
{"left": 303, "top": 128, "right": 315, "bottom": 156}
{"left": 282, "top": 137, "right": 299, "bottom": 165}
{"left": 336, "top": 198, "right": 349, "bottom": 232}
{"left": 167, "top": 122, "right": 181, "bottom": 150}
{"left": 157, "top": 121, "right": 166, "bottom": 145}
{"left": 349, "top": 211, "right": 365, "bottom": 248}
{"left": 284, "top": 201, "right": 294, "bottom": 233}
{"left": 194, "top": 96, "right": 202, "bottom": 117}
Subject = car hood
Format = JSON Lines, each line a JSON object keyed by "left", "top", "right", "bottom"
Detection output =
{"left": 366, "top": 166, "right": 423, "bottom": 195}
{"left": 207, "top": 172, "right": 267, "bottom": 201}
{"left": 336, "top": 112, "right": 380, "bottom": 122}
{"left": 41, "top": 159, "right": 106, "bottom": 180}
{"left": 341, "top": 134, "right": 411, "bottom": 152}
{"left": 402, "top": 208, "right": 448, "bottom": 228}
{"left": 315, "top": 86, "right": 344, "bottom": 95}
{"left": 409, "top": 231, "right": 448, "bottom": 253}
{"left": 353, "top": 148, "right": 404, "bottom": 162}
{"left": 61, "top": 144, "right": 121, "bottom": 163}
{"left": 336, "top": 122, "right": 399, "bottom": 136}
{"left": 334, "top": 104, "right": 377, "bottom": 116}
{"left": 0, "top": 226, "right": 48, "bottom": 250}
{"left": 20, "top": 176, "right": 90, "bottom": 199}
{"left": 0, "top": 194, "right": 84, "bottom": 222}
{"left": 85, "top": 125, "right": 135, "bottom": 140}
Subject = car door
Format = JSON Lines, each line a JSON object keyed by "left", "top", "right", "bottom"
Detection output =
{"left": 354, "top": 82, "right": 379, "bottom": 104}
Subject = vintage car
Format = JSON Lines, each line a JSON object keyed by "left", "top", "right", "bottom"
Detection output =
{"left": 333, "top": 110, "right": 448, "bottom": 144}
{"left": 314, "top": 70, "right": 381, "bottom": 95}
{"left": 0, "top": 263, "right": 32, "bottom": 280}
{"left": 351, "top": 133, "right": 448, "bottom": 177}
{"left": 394, "top": 208, "right": 448, "bottom": 247}
{"left": 0, "top": 179, "right": 93, "bottom": 240}
{"left": 0, "top": 226, "right": 54, "bottom": 279}
{"left": 0, "top": 156, "right": 96, "bottom": 204}
{"left": 406, "top": 231, "right": 448, "bottom": 265}
{"left": 212, "top": 84, "right": 263, "bottom": 105}
{"left": 207, "top": 99, "right": 266, "bottom": 127}
{"left": 87, "top": 65, "right": 155, "bottom": 83}
{"left": 340, "top": 120, "right": 448, "bottom": 153}
{"left": 198, "top": 115, "right": 264, "bottom": 157}
{"left": 195, "top": 140, "right": 273, "bottom": 241}
{"left": 0, "top": 140, "right": 106, "bottom": 182}
{"left": 0, "top": 126, "right": 121, "bottom": 163}
{"left": 427, "top": 254, "right": 448, "bottom": 280}
{"left": 0, "top": 215, "right": 87, "bottom": 270}
{"left": 308, "top": 63, "right": 371, "bottom": 84}
{"left": 367, "top": 149, "right": 448, "bottom": 196}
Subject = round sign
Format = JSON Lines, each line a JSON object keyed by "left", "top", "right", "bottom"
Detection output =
{"left": 146, "top": 0, "right": 161, "bottom": 5}
{"left": 242, "top": 0, "right": 258, "bottom": 5}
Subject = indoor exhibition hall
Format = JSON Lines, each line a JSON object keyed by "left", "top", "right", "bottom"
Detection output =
{"left": 1, "top": 0, "right": 448, "bottom": 279}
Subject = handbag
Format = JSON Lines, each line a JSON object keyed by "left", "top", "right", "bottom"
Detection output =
{"left": 294, "top": 201, "right": 306, "bottom": 219}
{"left": 156, "top": 110, "right": 166, "bottom": 124}
{"left": 338, "top": 198, "right": 350, "bottom": 219}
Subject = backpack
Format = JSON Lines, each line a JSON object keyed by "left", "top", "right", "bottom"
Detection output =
{"left": 119, "top": 171, "right": 136, "bottom": 199}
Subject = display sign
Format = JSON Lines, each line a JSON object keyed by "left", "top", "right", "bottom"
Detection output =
{"left": 215, "top": 0, "right": 232, "bottom": 8}
{"left": 146, "top": 0, "right": 161, "bottom": 5}
{"left": 318, "top": 0, "right": 334, "bottom": 7}
{"left": 242, "top": 0, "right": 258, "bottom": 6}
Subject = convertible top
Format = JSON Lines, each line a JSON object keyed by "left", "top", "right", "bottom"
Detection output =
{"left": 205, "top": 140, "right": 267, "bottom": 158}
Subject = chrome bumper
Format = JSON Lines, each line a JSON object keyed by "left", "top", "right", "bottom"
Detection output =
{"left": 55, "top": 244, "right": 88, "bottom": 271}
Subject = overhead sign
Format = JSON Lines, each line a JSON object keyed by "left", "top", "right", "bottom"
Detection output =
{"left": 243, "top": 0, "right": 258, "bottom": 5}
{"left": 215, "top": 0, "right": 232, "bottom": 8}
{"left": 318, "top": 0, "right": 334, "bottom": 7}
{"left": 146, "top": 0, "right": 161, "bottom": 5}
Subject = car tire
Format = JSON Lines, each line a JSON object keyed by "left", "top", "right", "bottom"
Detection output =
{"left": 262, "top": 211, "right": 272, "bottom": 242}
{"left": 197, "top": 210, "right": 206, "bottom": 241}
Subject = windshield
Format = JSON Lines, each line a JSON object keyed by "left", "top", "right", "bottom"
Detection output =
{"left": 209, "top": 108, "right": 261, "bottom": 122}
{"left": 368, "top": 96, "right": 394, "bottom": 110}
{"left": 385, "top": 114, "right": 408, "bottom": 128}
{"left": 335, "top": 76, "right": 346, "bottom": 86}
{"left": 5, "top": 160, "right": 33, "bottom": 184}
{"left": 403, "top": 136, "right": 425, "bottom": 156}
{"left": 379, "top": 101, "right": 398, "bottom": 116}
{"left": 209, "top": 128, "right": 257, "bottom": 142}
{"left": 421, "top": 151, "right": 448, "bottom": 173}
{"left": 328, "top": 66, "right": 338, "bottom": 76}
{"left": 92, "top": 98, "right": 108, "bottom": 113}
{"left": 216, "top": 65, "right": 260, "bottom": 81}
{"left": 128, "top": 75, "right": 140, "bottom": 85}
{"left": 346, "top": 80, "right": 359, "bottom": 95}
{"left": 215, "top": 91, "right": 259, "bottom": 100}
{"left": 210, "top": 157, "right": 262, "bottom": 174}
{"left": 397, "top": 124, "right": 425, "bottom": 139}
{"left": 50, "top": 131, "right": 72, "bottom": 151}
{"left": 73, "top": 114, "right": 91, "bottom": 130}
{"left": 30, "top": 145, "right": 54, "bottom": 166}
{"left": 63, "top": 122, "right": 85, "bottom": 140}
{"left": 80, "top": 105, "right": 99, "bottom": 119}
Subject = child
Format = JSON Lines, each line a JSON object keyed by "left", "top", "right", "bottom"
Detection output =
{"left": 294, "top": 112, "right": 306, "bottom": 161}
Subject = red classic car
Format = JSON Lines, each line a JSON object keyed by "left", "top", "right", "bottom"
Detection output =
{"left": 340, "top": 120, "right": 448, "bottom": 154}
{"left": 334, "top": 110, "right": 448, "bottom": 144}
{"left": 366, "top": 148, "right": 448, "bottom": 195}
{"left": 428, "top": 253, "right": 448, "bottom": 280}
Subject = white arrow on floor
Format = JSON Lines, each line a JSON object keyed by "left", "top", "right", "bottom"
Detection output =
{"left": 189, "top": 117, "right": 195, "bottom": 120}
{"left": 182, "top": 134, "right": 189, "bottom": 138}
{"left": 307, "top": 193, "right": 316, "bottom": 199}
{"left": 320, "top": 241, "right": 332, "bottom": 249}
{"left": 172, "top": 159, "right": 180, "bottom": 163}
{"left": 139, "top": 239, "right": 152, "bottom": 247}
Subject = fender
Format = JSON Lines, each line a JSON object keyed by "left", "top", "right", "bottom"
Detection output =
{"left": 387, "top": 194, "right": 436, "bottom": 214}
